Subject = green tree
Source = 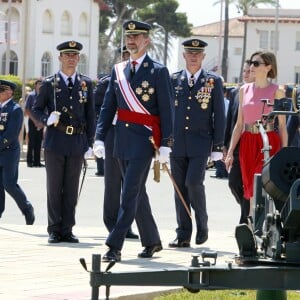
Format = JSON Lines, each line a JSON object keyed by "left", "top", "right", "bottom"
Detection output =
{"left": 137, "top": 0, "right": 192, "bottom": 66}
{"left": 98, "top": 0, "right": 160, "bottom": 73}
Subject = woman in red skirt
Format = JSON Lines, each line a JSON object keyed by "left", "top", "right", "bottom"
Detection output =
{"left": 225, "top": 50, "right": 288, "bottom": 216}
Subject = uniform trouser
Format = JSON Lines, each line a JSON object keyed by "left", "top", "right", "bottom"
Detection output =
{"left": 106, "top": 157, "right": 160, "bottom": 250}
{"left": 27, "top": 119, "right": 43, "bottom": 165}
{"left": 103, "top": 127, "right": 123, "bottom": 232}
{"left": 45, "top": 150, "right": 83, "bottom": 236}
{"left": 228, "top": 149, "right": 250, "bottom": 224}
{"left": 170, "top": 156, "right": 208, "bottom": 241}
{"left": 0, "top": 149, "right": 31, "bottom": 217}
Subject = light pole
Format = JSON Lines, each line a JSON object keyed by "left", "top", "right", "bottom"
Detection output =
{"left": 153, "top": 22, "right": 167, "bottom": 66}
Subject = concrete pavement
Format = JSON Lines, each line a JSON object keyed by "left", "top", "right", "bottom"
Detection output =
{"left": 0, "top": 160, "right": 240, "bottom": 300}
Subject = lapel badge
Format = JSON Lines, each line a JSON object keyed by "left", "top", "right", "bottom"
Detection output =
{"left": 143, "top": 62, "right": 149, "bottom": 68}
{"left": 142, "top": 94, "right": 150, "bottom": 101}
{"left": 141, "top": 81, "right": 149, "bottom": 88}
{"left": 201, "top": 102, "right": 208, "bottom": 109}
{"left": 1, "top": 112, "right": 8, "bottom": 122}
{"left": 150, "top": 68, "right": 154, "bottom": 74}
{"left": 148, "top": 87, "right": 154, "bottom": 94}
{"left": 136, "top": 87, "right": 143, "bottom": 95}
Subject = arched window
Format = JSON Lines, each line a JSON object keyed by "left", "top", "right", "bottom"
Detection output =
{"left": 78, "top": 54, "right": 88, "bottom": 75}
{"left": 1, "top": 50, "right": 18, "bottom": 75}
{"left": 42, "top": 10, "right": 54, "bottom": 33}
{"left": 3, "top": 7, "right": 20, "bottom": 44}
{"left": 79, "top": 13, "right": 88, "bottom": 36}
{"left": 41, "top": 52, "right": 52, "bottom": 77}
{"left": 61, "top": 11, "right": 72, "bottom": 35}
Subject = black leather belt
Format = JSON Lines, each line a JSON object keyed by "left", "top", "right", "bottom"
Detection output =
{"left": 54, "top": 123, "right": 85, "bottom": 135}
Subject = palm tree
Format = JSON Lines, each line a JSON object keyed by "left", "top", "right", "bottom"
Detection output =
{"left": 215, "top": 0, "right": 278, "bottom": 81}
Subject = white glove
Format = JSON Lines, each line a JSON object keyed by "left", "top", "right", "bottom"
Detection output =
{"left": 158, "top": 146, "right": 171, "bottom": 164}
{"left": 93, "top": 140, "right": 105, "bottom": 159}
{"left": 210, "top": 151, "right": 223, "bottom": 161}
{"left": 84, "top": 147, "right": 93, "bottom": 159}
{"left": 47, "top": 111, "right": 61, "bottom": 126}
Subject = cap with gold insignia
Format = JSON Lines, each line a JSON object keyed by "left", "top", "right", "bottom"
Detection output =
{"left": 182, "top": 39, "right": 208, "bottom": 52}
{"left": 0, "top": 79, "right": 16, "bottom": 92}
{"left": 123, "top": 20, "right": 152, "bottom": 35}
{"left": 56, "top": 40, "right": 83, "bottom": 54}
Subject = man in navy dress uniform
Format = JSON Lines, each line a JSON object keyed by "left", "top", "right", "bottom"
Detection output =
{"left": 93, "top": 46, "right": 138, "bottom": 239}
{"left": 33, "top": 41, "right": 95, "bottom": 243}
{"left": 0, "top": 80, "right": 35, "bottom": 224}
{"left": 25, "top": 79, "right": 44, "bottom": 167}
{"left": 94, "top": 20, "right": 174, "bottom": 261}
{"left": 169, "top": 39, "right": 225, "bottom": 248}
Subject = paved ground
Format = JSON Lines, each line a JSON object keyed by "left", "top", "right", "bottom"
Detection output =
{"left": 0, "top": 158, "right": 240, "bottom": 300}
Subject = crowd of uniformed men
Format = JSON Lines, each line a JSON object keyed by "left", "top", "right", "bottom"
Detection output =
{"left": 0, "top": 19, "right": 298, "bottom": 262}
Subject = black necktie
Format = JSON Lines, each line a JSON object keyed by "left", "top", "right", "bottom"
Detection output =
{"left": 67, "top": 77, "right": 73, "bottom": 93}
{"left": 188, "top": 74, "right": 195, "bottom": 89}
{"left": 131, "top": 61, "right": 138, "bottom": 76}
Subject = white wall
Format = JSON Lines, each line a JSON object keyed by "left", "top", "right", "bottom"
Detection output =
{"left": 0, "top": 0, "right": 99, "bottom": 80}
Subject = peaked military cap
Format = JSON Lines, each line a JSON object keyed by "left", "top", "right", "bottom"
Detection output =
{"left": 0, "top": 79, "right": 16, "bottom": 91}
{"left": 56, "top": 40, "right": 83, "bottom": 54}
{"left": 182, "top": 39, "right": 208, "bottom": 52}
{"left": 123, "top": 20, "right": 152, "bottom": 35}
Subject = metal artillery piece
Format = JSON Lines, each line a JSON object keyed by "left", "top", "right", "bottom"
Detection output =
{"left": 80, "top": 107, "right": 300, "bottom": 300}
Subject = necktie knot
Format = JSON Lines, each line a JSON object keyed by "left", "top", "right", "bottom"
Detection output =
{"left": 131, "top": 61, "right": 138, "bottom": 75}
{"left": 188, "top": 74, "right": 195, "bottom": 88}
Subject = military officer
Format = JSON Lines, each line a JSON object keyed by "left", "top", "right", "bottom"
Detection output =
{"left": 169, "top": 39, "right": 225, "bottom": 248}
{"left": 94, "top": 46, "right": 138, "bottom": 239}
{"left": 0, "top": 79, "right": 35, "bottom": 224}
{"left": 93, "top": 20, "right": 174, "bottom": 262}
{"left": 33, "top": 41, "right": 95, "bottom": 243}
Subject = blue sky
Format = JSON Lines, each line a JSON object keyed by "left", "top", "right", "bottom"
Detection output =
{"left": 176, "top": 0, "right": 300, "bottom": 27}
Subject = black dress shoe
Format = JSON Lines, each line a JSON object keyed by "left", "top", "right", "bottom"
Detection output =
{"left": 138, "top": 243, "right": 163, "bottom": 258}
{"left": 33, "top": 163, "right": 45, "bottom": 167}
{"left": 126, "top": 230, "right": 139, "bottom": 239}
{"left": 61, "top": 233, "right": 79, "bottom": 243}
{"left": 27, "top": 162, "right": 33, "bottom": 167}
{"left": 168, "top": 238, "right": 190, "bottom": 248}
{"left": 195, "top": 231, "right": 208, "bottom": 245}
{"left": 48, "top": 232, "right": 61, "bottom": 243}
{"left": 24, "top": 205, "right": 35, "bottom": 225}
{"left": 102, "top": 248, "right": 121, "bottom": 262}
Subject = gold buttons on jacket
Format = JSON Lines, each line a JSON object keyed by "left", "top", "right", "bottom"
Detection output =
{"left": 125, "top": 123, "right": 129, "bottom": 127}
{"left": 186, "top": 116, "right": 189, "bottom": 120}
{"left": 185, "top": 126, "right": 189, "bottom": 130}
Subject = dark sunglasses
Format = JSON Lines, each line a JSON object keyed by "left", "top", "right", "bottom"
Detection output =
{"left": 249, "top": 60, "right": 266, "bottom": 67}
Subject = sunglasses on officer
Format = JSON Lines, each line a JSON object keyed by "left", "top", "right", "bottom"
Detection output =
{"left": 249, "top": 60, "right": 266, "bottom": 67}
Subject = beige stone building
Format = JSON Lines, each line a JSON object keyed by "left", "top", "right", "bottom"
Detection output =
{"left": 178, "top": 8, "right": 300, "bottom": 85}
{"left": 0, "top": 0, "right": 100, "bottom": 80}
